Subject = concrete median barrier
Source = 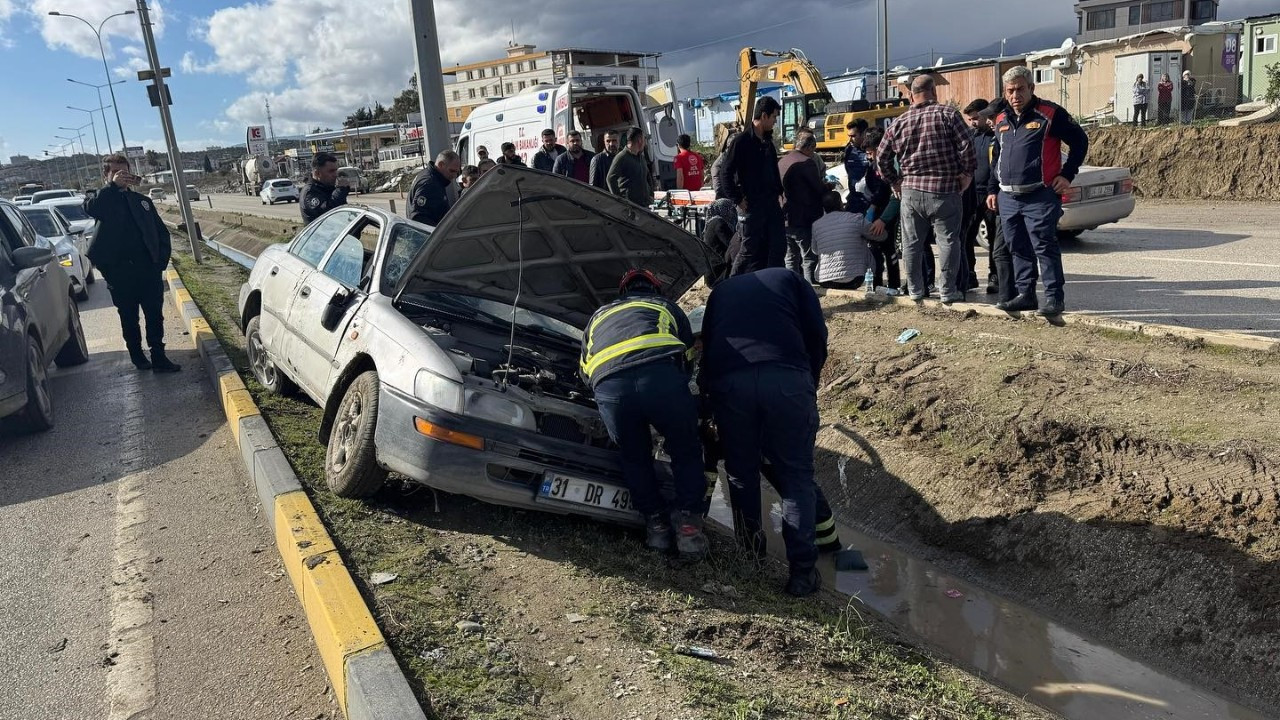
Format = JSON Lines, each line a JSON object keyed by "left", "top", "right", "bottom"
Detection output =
{"left": 164, "top": 264, "right": 428, "bottom": 720}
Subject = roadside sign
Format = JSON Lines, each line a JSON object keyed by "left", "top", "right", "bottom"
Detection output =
{"left": 125, "top": 146, "right": 145, "bottom": 161}
{"left": 246, "top": 125, "right": 268, "bottom": 157}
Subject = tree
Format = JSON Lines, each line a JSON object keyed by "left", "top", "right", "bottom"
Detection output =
{"left": 344, "top": 106, "right": 373, "bottom": 128}
{"left": 371, "top": 101, "right": 391, "bottom": 124}
{"left": 1265, "top": 61, "right": 1280, "bottom": 106}
{"left": 202, "top": 154, "right": 214, "bottom": 173}
{"left": 389, "top": 75, "right": 420, "bottom": 123}
{"left": 144, "top": 149, "right": 165, "bottom": 170}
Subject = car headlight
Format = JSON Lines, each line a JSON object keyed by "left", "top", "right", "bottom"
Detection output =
{"left": 464, "top": 388, "right": 533, "bottom": 429}
{"left": 57, "top": 253, "right": 74, "bottom": 268}
{"left": 414, "top": 369, "right": 463, "bottom": 412}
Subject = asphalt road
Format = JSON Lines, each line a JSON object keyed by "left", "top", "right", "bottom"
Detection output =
{"left": 0, "top": 284, "right": 333, "bottom": 719}
{"left": 186, "top": 193, "right": 1280, "bottom": 338}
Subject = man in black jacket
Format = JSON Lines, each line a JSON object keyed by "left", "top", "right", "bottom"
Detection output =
{"left": 715, "top": 96, "right": 784, "bottom": 275}
{"left": 407, "top": 150, "right": 462, "bottom": 226}
{"left": 779, "top": 133, "right": 826, "bottom": 283}
{"left": 531, "top": 128, "right": 566, "bottom": 173}
{"left": 700, "top": 267, "right": 828, "bottom": 596}
{"left": 300, "top": 151, "right": 349, "bottom": 225}
{"left": 84, "top": 153, "right": 180, "bottom": 372}
{"left": 589, "top": 130, "right": 620, "bottom": 190}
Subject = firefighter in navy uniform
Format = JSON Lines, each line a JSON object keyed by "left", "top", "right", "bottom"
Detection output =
{"left": 84, "top": 153, "right": 180, "bottom": 373}
{"left": 300, "top": 151, "right": 349, "bottom": 225}
{"left": 685, "top": 307, "right": 842, "bottom": 554}
{"left": 580, "top": 270, "right": 709, "bottom": 560}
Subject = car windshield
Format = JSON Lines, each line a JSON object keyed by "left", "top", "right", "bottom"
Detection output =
{"left": 54, "top": 204, "right": 90, "bottom": 222}
{"left": 20, "top": 209, "right": 59, "bottom": 236}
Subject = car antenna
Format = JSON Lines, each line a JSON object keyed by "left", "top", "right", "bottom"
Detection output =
{"left": 500, "top": 181, "right": 525, "bottom": 390}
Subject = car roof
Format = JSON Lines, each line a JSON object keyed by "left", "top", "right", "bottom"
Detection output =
{"left": 39, "top": 196, "right": 84, "bottom": 206}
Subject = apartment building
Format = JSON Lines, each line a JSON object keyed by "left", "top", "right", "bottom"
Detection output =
{"left": 1075, "top": 0, "right": 1219, "bottom": 43}
{"left": 443, "top": 43, "right": 660, "bottom": 129}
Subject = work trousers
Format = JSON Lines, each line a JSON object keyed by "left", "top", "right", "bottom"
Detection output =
{"left": 784, "top": 226, "right": 817, "bottom": 284}
{"left": 900, "top": 188, "right": 963, "bottom": 298}
{"left": 732, "top": 200, "right": 786, "bottom": 276}
{"left": 710, "top": 365, "right": 819, "bottom": 571}
{"left": 1132, "top": 103, "right": 1148, "bottom": 125}
{"left": 960, "top": 190, "right": 980, "bottom": 290}
{"left": 594, "top": 362, "right": 706, "bottom": 517}
{"left": 868, "top": 238, "right": 900, "bottom": 291}
{"left": 107, "top": 268, "right": 166, "bottom": 351}
{"left": 998, "top": 187, "right": 1064, "bottom": 302}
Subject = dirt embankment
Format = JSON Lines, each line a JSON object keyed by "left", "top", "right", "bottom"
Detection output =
{"left": 1086, "top": 123, "right": 1280, "bottom": 201}
{"left": 809, "top": 301, "right": 1280, "bottom": 711}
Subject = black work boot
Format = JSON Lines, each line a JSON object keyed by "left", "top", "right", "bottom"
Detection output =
{"left": 671, "top": 510, "right": 709, "bottom": 562}
{"left": 995, "top": 293, "right": 1039, "bottom": 312}
{"left": 644, "top": 513, "right": 672, "bottom": 552}
{"left": 1037, "top": 298, "right": 1065, "bottom": 317}
{"left": 785, "top": 566, "right": 822, "bottom": 597}
{"left": 149, "top": 345, "right": 182, "bottom": 373}
{"left": 127, "top": 345, "right": 153, "bottom": 370}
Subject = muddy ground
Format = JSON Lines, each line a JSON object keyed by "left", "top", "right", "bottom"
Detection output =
{"left": 1087, "top": 123, "right": 1280, "bottom": 201}
{"left": 798, "top": 296, "right": 1280, "bottom": 711}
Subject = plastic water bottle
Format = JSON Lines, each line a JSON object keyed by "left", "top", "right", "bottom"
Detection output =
{"left": 864, "top": 267, "right": 875, "bottom": 294}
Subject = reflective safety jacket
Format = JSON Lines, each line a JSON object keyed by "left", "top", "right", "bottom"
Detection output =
{"left": 579, "top": 293, "right": 694, "bottom": 387}
{"left": 988, "top": 97, "right": 1088, "bottom": 196}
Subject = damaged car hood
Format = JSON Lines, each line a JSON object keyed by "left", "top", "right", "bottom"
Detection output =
{"left": 394, "top": 164, "right": 711, "bottom": 329}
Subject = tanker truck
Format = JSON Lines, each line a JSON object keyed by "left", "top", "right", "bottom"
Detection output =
{"left": 240, "top": 155, "right": 277, "bottom": 196}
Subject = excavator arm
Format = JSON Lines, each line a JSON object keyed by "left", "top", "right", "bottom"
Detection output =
{"left": 736, "top": 47, "right": 831, "bottom": 131}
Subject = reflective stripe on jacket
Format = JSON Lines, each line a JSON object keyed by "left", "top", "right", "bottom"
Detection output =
{"left": 580, "top": 295, "right": 694, "bottom": 386}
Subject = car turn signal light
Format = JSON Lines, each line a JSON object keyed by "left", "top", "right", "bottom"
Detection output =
{"left": 414, "top": 417, "right": 484, "bottom": 450}
{"left": 1060, "top": 187, "right": 1082, "bottom": 204}
{"left": 1120, "top": 179, "right": 1133, "bottom": 194}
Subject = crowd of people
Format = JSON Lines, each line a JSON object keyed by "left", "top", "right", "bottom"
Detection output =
{"left": 700, "top": 66, "right": 1089, "bottom": 316}
{"left": 1133, "top": 70, "right": 1199, "bottom": 126}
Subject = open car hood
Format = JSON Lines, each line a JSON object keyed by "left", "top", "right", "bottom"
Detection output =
{"left": 394, "top": 164, "right": 711, "bottom": 329}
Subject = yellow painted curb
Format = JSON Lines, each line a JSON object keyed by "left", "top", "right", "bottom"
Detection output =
{"left": 165, "top": 268, "right": 180, "bottom": 283}
{"left": 275, "top": 490, "right": 385, "bottom": 711}
{"left": 189, "top": 316, "right": 216, "bottom": 347}
{"left": 223, "top": 389, "right": 260, "bottom": 443}
{"left": 173, "top": 287, "right": 193, "bottom": 308}
{"left": 218, "top": 370, "right": 246, "bottom": 397}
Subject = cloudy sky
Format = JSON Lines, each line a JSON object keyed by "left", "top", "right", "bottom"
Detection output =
{"left": 1, "top": 0, "right": 1275, "bottom": 160}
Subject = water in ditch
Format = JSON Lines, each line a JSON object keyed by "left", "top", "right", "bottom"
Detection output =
{"left": 706, "top": 484, "right": 1269, "bottom": 720}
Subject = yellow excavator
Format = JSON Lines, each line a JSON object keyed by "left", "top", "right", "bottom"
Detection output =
{"left": 734, "top": 47, "right": 909, "bottom": 159}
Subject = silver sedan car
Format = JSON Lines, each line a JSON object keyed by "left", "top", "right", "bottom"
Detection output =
{"left": 238, "top": 165, "right": 709, "bottom": 525}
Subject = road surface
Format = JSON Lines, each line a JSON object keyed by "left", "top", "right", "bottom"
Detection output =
{"left": 185, "top": 193, "right": 1280, "bottom": 337}
{"left": 0, "top": 284, "right": 333, "bottom": 719}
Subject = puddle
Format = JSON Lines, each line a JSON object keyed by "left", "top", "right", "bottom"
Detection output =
{"left": 706, "top": 481, "right": 1269, "bottom": 720}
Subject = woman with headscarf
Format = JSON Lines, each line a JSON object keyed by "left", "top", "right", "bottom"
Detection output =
{"left": 701, "top": 198, "right": 737, "bottom": 286}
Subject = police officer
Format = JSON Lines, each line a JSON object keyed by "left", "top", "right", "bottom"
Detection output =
{"left": 407, "top": 150, "right": 461, "bottom": 226}
{"left": 580, "top": 270, "right": 708, "bottom": 560}
{"left": 84, "top": 153, "right": 180, "bottom": 372}
{"left": 300, "top": 151, "right": 349, "bottom": 225}
{"left": 700, "top": 267, "right": 828, "bottom": 596}
{"left": 987, "top": 67, "right": 1088, "bottom": 317}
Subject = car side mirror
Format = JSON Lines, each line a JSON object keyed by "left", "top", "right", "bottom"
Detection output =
{"left": 12, "top": 246, "right": 54, "bottom": 270}
{"left": 320, "top": 287, "right": 352, "bottom": 331}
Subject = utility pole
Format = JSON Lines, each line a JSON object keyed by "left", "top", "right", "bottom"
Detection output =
{"left": 135, "top": 0, "right": 201, "bottom": 263}
{"left": 409, "top": 0, "right": 451, "bottom": 158}
{"left": 265, "top": 96, "right": 277, "bottom": 153}
{"left": 881, "top": 0, "right": 891, "bottom": 98}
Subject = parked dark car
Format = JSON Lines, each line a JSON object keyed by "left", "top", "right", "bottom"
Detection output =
{"left": 0, "top": 198, "right": 90, "bottom": 432}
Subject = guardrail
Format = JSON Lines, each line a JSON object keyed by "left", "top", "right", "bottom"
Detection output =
{"left": 204, "top": 230, "right": 258, "bottom": 270}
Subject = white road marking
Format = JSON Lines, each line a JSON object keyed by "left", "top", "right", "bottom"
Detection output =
{"left": 1135, "top": 256, "right": 1280, "bottom": 270}
{"left": 106, "top": 369, "right": 157, "bottom": 720}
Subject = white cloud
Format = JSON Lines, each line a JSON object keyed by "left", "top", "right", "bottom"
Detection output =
{"left": 0, "top": 0, "right": 16, "bottom": 48}
{"left": 32, "top": 0, "right": 167, "bottom": 60}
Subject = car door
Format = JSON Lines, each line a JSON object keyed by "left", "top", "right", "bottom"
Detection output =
{"left": 260, "top": 209, "right": 361, "bottom": 374}
{"left": 0, "top": 214, "right": 27, "bottom": 409}
{"left": 0, "top": 204, "right": 64, "bottom": 357}
{"left": 285, "top": 215, "right": 381, "bottom": 396}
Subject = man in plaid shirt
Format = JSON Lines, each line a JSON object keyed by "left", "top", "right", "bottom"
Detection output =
{"left": 877, "top": 74, "right": 975, "bottom": 303}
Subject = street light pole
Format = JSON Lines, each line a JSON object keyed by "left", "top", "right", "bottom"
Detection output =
{"left": 133, "top": 0, "right": 201, "bottom": 263}
{"left": 60, "top": 123, "right": 94, "bottom": 184}
{"left": 68, "top": 105, "right": 104, "bottom": 159}
{"left": 409, "top": 0, "right": 451, "bottom": 158}
{"left": 69, "top": 78, "right": 124, "bottom": 152}
{"left": 49, "top": 9, "right": 135, "bottom": 153}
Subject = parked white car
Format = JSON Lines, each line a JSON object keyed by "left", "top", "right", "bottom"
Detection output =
{"left": 19, "top": 204, "right": 93, "bottom": 301}
{"left": 30, "top": 189, "right": 79, "bottom": 204}
{"left": 259, "top": 178, "right": 300, "bottom": 205}
{"left": 237, "top": 165, "right": 707, "bottom": 522}
{"left": 148, "top": 187, "right": 167, "bottom": 201}
{"left": 37, "top": 197, "right": 98, "bottom": 251}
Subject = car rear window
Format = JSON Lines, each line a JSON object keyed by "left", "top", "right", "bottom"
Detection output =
{"left": 271, "top": 180, "right": 292, "bottom": 187}
{"left": 54, "top": 204, "right": 90, "bottom": 222}
{"left": 19, "top": 209, "right": 59, "bottom": 237}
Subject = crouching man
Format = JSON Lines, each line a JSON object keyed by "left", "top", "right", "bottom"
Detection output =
{"left": 580, "top": 270, "right": 709, "bottom": 560}
{"left": 700, "top": 267, "right": 828, "bottom": 596}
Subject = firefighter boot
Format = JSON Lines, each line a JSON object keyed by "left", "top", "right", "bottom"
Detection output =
{"left": 644, "top": 513, "right": 672, "bottom": 552}
{"left": 672, "top": 511, "right": 709, "bottom": 562}
{"left": 785, "top": 566, "right": 822, "bottom": 598}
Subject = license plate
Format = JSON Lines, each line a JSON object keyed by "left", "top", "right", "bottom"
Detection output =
{"left": 538, "top": 474, "right": 633, "bottom": 513}
{"left": 1087, "top": 184, "right": 1116, "bottom": 199}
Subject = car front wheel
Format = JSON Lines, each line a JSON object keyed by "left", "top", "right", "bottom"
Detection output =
{"left": 10, "top": 335, "right": 54, "bottom": 433}
{"left": 54, "top": 303, "right": 90, "bottom": 368}
{"left": 325, "top": 370, "right": 387, "bottom": 498}
{"left": 245, "top": 316, "right": 296, "bottom": 396}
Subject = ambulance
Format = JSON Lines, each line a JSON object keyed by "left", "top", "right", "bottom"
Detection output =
{"left": 456, "top": 77, "right": 684, "bottom": 188}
